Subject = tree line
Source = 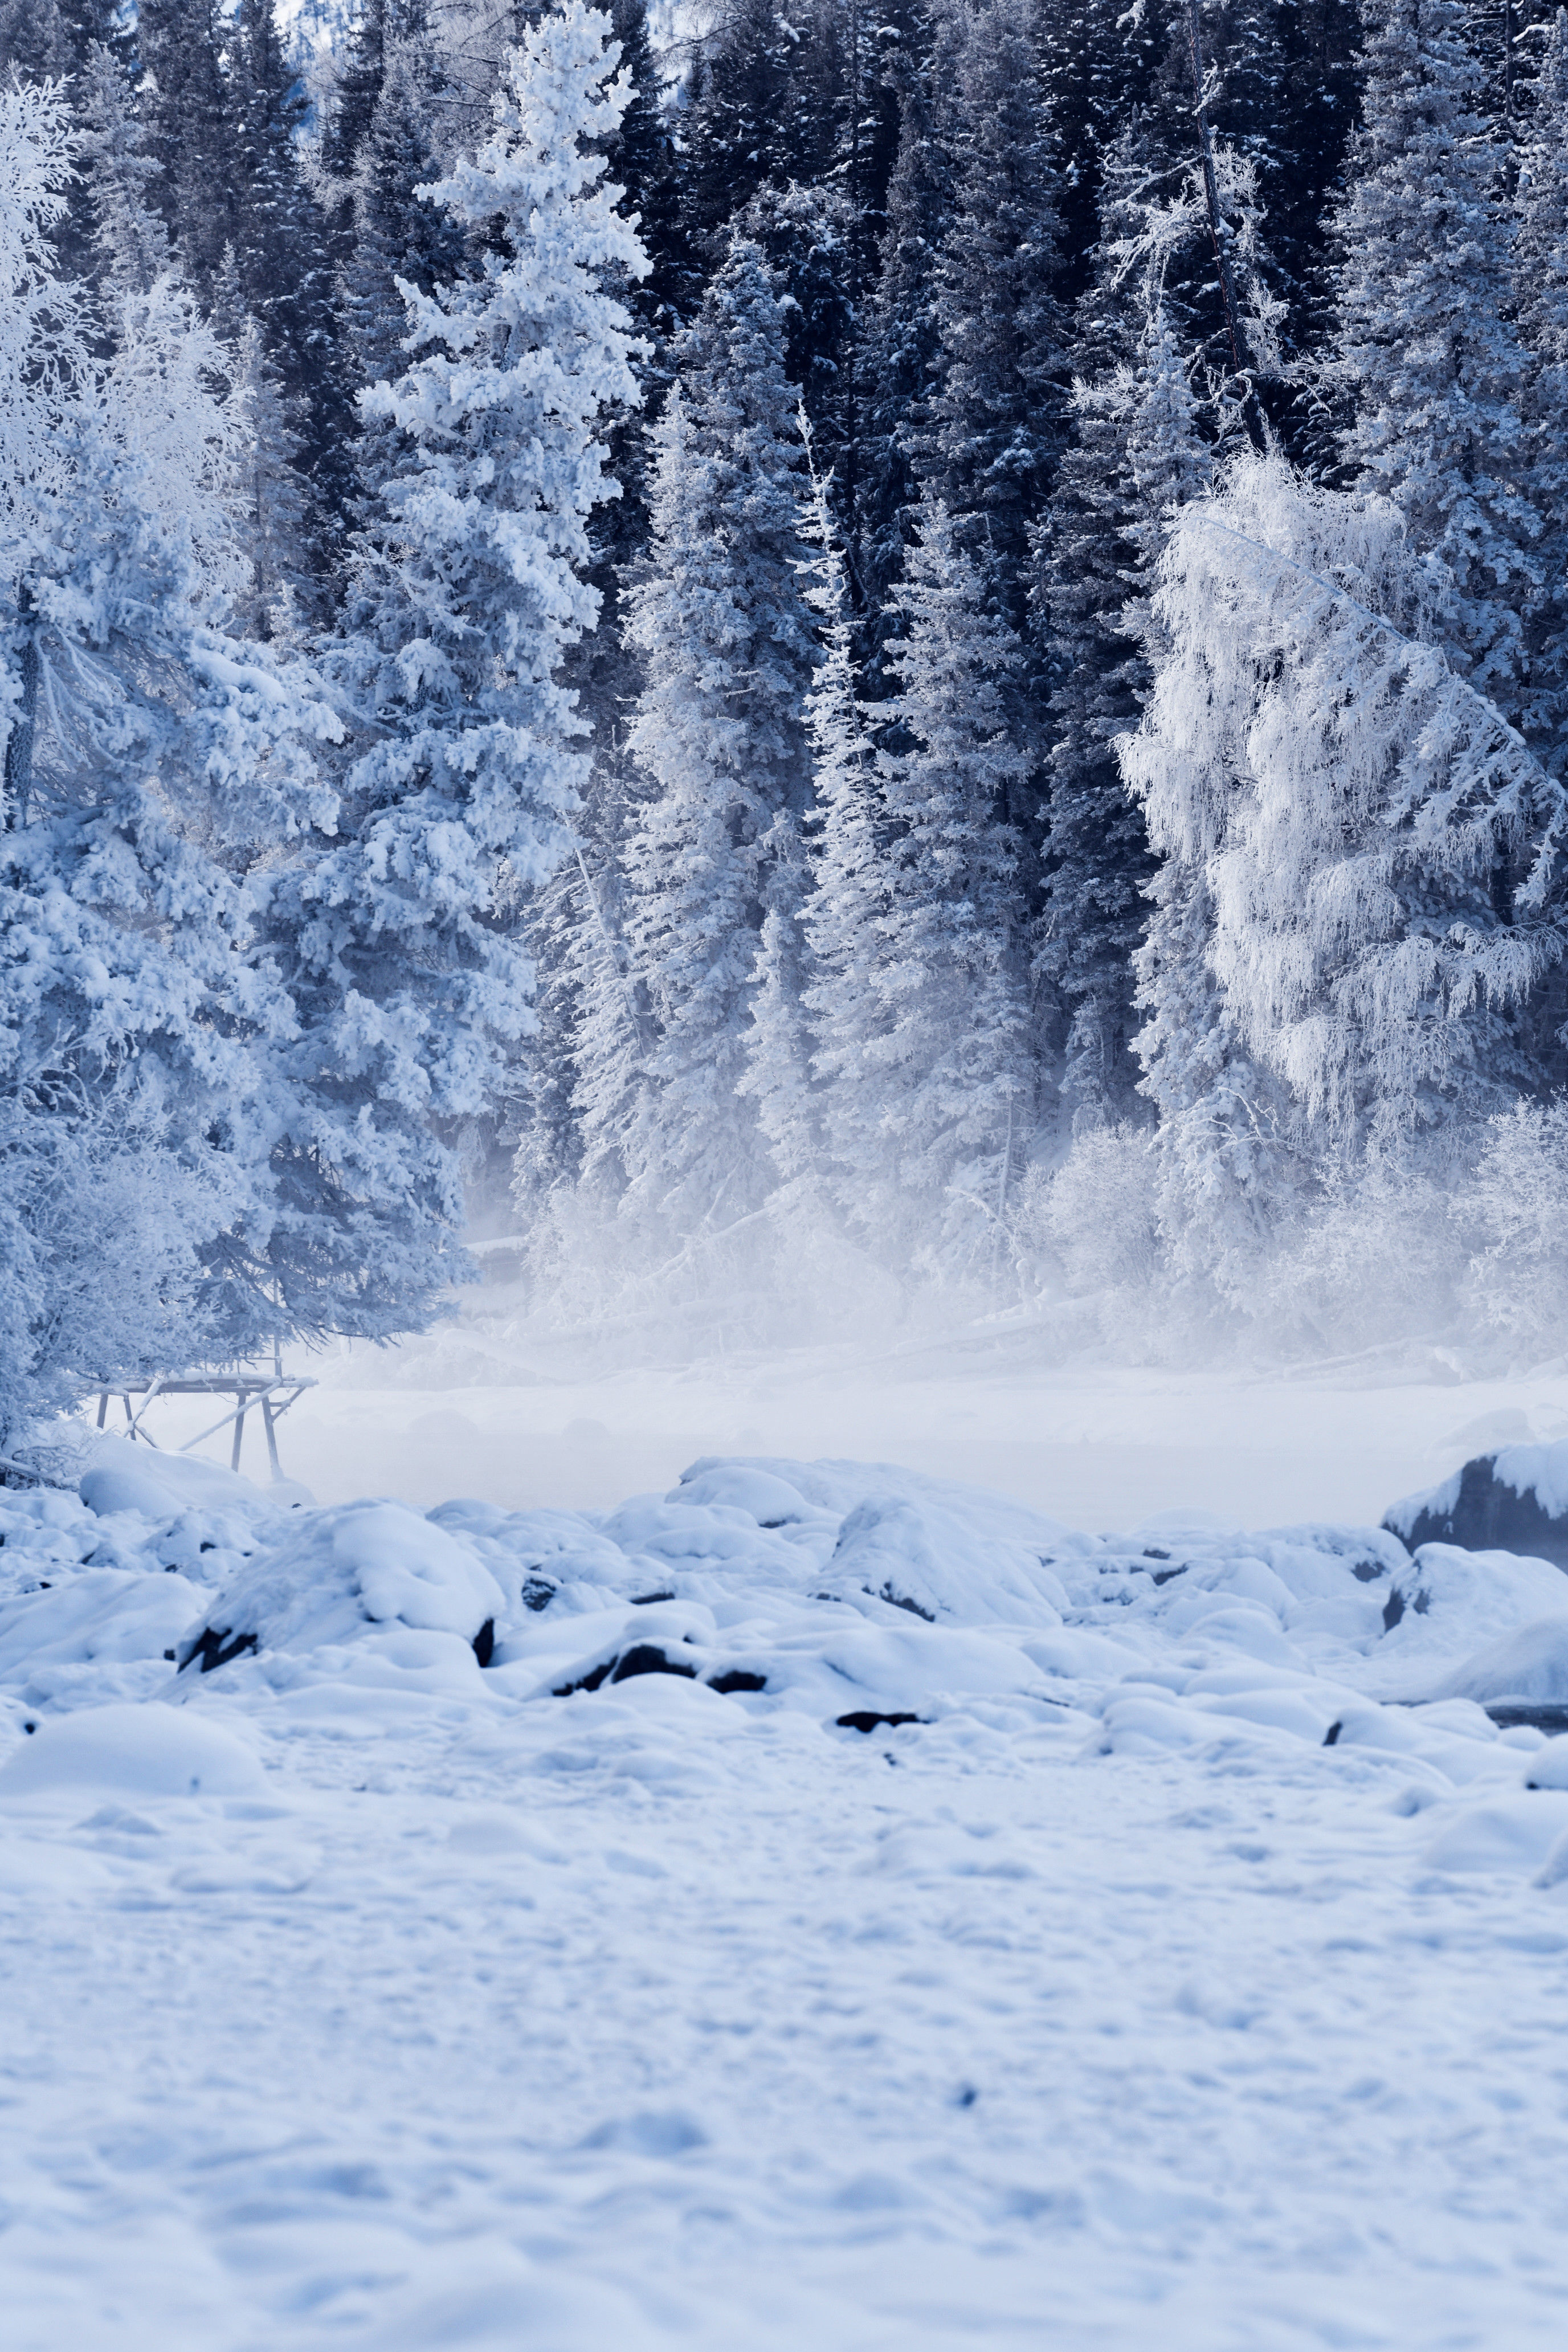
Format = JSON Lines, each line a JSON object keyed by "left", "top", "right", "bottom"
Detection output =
{"left": 2, "top": 0, "right": 1567, "bottom": 1431}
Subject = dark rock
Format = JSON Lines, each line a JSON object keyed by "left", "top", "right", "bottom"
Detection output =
{"left": 868, "top": 1583, "right": 936, "bottom": 1622}
{"left": 708, "top": 1669, "right": 766, "bottom": 1694}
{"left": 611, "top": 1643, "right": 697, "bottom": 1684}
{"left": 1385, "top": 1452, "right": 1568, "bottom": 1570}
{"left": 835, "top": 1710, "right": 922, "bottom": 1734}
{"left": 553, "top": 1657, "right": 615, "bottom": 1696}
{"left": 178, "top": 1627, "right": 259, "bottom": 1675}
{"left": 553, "top": 1643, "right": 700, "bottom": 1697}
{"left": 472, "top": 1617, "right": 495, "bottom": 1667}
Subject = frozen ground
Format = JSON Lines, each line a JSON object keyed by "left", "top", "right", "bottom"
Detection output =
{"left": 6, "top": 1403, "right": 1568, "bottom": 2348}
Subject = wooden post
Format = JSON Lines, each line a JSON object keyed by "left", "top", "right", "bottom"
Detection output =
{"left": 231, "top": 1396, "right": 247, "bottom": 1473}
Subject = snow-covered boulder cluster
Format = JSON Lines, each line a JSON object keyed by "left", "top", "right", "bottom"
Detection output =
{"left": 4, "top": 1438, "right": 1568, "bottom": 1788}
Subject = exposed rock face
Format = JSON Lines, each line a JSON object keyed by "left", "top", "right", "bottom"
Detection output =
{"left": 1385, "top": 1447, "right": 1568, "bottom": 1570}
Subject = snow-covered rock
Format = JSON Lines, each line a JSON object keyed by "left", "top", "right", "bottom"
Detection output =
{"left": 176, "top": 1500, "right": 505, "bottom": 1676}
{"left": 1385, "top": 1444, "right": 1568, "bottom": 1569}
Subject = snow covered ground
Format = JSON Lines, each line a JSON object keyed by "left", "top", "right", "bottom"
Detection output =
{"left": 8, "top": 1375, "right": 1568, "bottom": 2349}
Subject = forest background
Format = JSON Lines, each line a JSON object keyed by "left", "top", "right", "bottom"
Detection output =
{"left": 3, "top": 0, "right": 1568, "bottom": 1451}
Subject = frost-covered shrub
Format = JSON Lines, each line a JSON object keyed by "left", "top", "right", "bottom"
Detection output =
{"left": 1040, "top": 1125, "right": 1164, "bottom": 1300}
{"left": 1249, "top": 1156, "right": 1463, "bottom": 1359}
{"left": 1464, "top": 1101, "right": 1568, "bottom": 1360}
{"left": 1009, "top": 1126, "right": 1174, "bottom": 1350}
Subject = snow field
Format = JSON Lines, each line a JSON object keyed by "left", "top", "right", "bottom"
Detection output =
{"left": 6, "top": 1440, "right": 1568, "bottom": 2345}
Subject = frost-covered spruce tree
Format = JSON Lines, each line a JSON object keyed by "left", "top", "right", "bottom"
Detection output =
{"left": 819, "top": 497, "right": 1031, "bottom": 1274}
{"left": 74, "top": 41, "right": 172, "bottom": 307}
{"left": 1514, "top": 9, "right": 1568, "bottom": 783}
{"left": 1039, "top": 123, "right": 1212, "bottom": 1132}
{"left": 926, "top": 0, "right": 1068, "bottom": 735}
{"left": 791, "top": 438, "right": 883, "bottom": 1203}
{"left": 1123, "top": 454, "right": 1568, "bottom": 1291}
{"left": 0, "top": 83, "right": 340, "bottom": 1437}
{"left": 293, "top": 5, "right": 647, "bottom": 1329}
{"left": 136, "top": 0, "right": 238, "bottom": 296}
{"left": 855, "top": 0, "right": 965, "bottom": 640}
{"left": 338, "top": 29, "right": 471, "bottom": 502}
{"left": 615, "top": 240, "right": 815, "bottom": 1247}
{"left": 1328, "top": 0, "right": 1544, "bottom": 726}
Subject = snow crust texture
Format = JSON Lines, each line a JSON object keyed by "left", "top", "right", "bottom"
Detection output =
{"left": 6, "top": 1442, "right": 1568, "bottom": 2345}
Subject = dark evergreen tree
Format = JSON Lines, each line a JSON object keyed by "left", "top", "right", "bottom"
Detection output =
{"left": 320, "top": 0, "right": 421, "bottom": 191}
{"left": 855, "top": 0, "right": 965, "bottom": 636}
{"left": 338, "top": 32, "right": 471, "bottom": 431}
{"left": 229, "top": 0, "right": 356, "bottom": 591}
{"left": 926, "top": 0, "right": 1069, "bottom": 616}
{"left": 918, "top": 0, "right": 1070, "bottom": 886}
{"left": 738, "top": 179, "right": 856, "bottom": 467}
{"left": 679, "top": 0, "right": 805, "bottom": 252}
{"left": 137, "top": 0, "right": 239, "bottom": 295}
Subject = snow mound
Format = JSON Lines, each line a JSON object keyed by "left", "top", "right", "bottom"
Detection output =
{"left": 80, "top": 1434, "right": 308, "bottom": 1521}
{"left": 815, "top": 1492, "right": 1069, "bottom": 1626}
{"left": 1435, "top": 1616, "right": 1568, "bottom": 1709}
{"left": 1378, "top": 1546, "right": 1568, "bottom": 1671}
{"left": 177, "top": 1500, "right": 506, "bottom": 1674}
{"left": 0, "top": 1700, "right": 264, "bottom": 1799}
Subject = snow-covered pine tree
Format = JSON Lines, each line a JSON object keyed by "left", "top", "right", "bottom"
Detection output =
{"left": 229, "top": 0, "right": 355, "bottom": 602}
{"left": 617, "top": 240, "right": 816, "bottom": 1248}
{"left": 855, "top": 0, "right": 966, "bottom": 647}
{"left": 1123, "top": 452, "right": 1568, "bottom": 1298}
{"left": 515, "top": 807, "right": 652, "bottom": 1219}
{"left": 74, "top": 40, "right": 172, "bottom": 308}
{"left": 0, "top": 82, "right": 342, "bottom": 1436}
{"left": 927, "top": 0, "right": 1068, "bottom": 646}
{"left": 292, "top": 3, "right": 648, "bottom": 1329}
{"left": 337, "top": 27, "right": 471, "bottom": 503}
{"left": 1328, "top": 0, "right": 1544, "bottom": 726}
{"left": 816, "top": 495, "right": 1032, "bottom": 1276}
{"left": 218, "top": 301, "right": 315, "bottom": 643}
{"left": 136, "top": 0, "right": 239, "bottom": 296}
{"left": 793, "top": 429, "right": 883, "bottom": 1204}
{"left": 0, "top": 0, "right": 125, "bottom": 278}
{"left": 1039, "top": 122, "right": 1212, "bottom": 1129}
{"left": 1513, "top": 7, "right": 1568, "bottom": 784}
